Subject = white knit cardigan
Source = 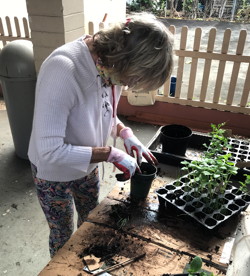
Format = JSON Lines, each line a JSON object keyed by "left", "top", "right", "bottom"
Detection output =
{"left": 28, "top": 37, "right": 122, "bottom": 181}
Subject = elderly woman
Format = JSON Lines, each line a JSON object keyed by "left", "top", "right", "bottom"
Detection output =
{"left": 28, "top": 13, "right": 173, "bottom": 257}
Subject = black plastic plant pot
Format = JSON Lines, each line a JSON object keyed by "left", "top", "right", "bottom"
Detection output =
{"left": 160, "top": 124, "right": 192, "bottom": 156}
{"left": 156, "top": 174, "right": 250, "bottom": 230}
{"left": 130, "top": 162, "right": 157, "bottom": 200}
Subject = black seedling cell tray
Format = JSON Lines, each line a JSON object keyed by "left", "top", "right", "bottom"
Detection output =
{"left": 156, "top": 176, "right": 250, "bottom": 230}
{"left": 147, "top": 127, "right": 250, "bottom": 174}
{"left": 224, "top": 137, "right": 250, "bottom": 174}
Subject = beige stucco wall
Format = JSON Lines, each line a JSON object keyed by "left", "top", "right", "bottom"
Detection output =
{"left": 26, "top": 0, "right": 126, "bottom": 72}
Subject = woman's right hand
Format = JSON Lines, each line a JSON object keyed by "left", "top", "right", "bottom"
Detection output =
{"left": 107, "top": 146, "right": 140, "bottom": 181}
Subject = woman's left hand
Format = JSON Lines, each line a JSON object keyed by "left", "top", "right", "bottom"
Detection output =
{"left": 119, "top": 127, "right": 158, "bottom": 165}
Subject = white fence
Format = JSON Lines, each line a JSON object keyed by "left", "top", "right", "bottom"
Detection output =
{"left": 0, "top": 16, "right": 31, "bottom": 48}
{"left": 0, "top": 17, "right": 249, "bottom": 116}
{"left": 88, "top": 21, "right": 250, "bottom": 115}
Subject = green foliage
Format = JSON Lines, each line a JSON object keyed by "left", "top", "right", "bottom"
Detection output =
{"left": 187, "top": 256, "right": 214, "bottom": 276}
{"left": 239, "top": 174, "right": 250, "bottom": 193}
{"left": 188, "top": 256, "right": 202, "bottom": 273}
{"left": 242, "top": 0, "right": 250, "bottom": 9}
{"left": 157, "top": 0, "right": 168, "bottom": 10}
{"left": 181, "top": 123, "right": 238, "bottom": 198}
{"left": 126, "top": 0, "right": 250, "bottom": 21}
{"left": 205, "top": 122, "right": 231, "bottom": 157}
{"left": 183, "top": 0, "right": 193, "bottom": 13}
{"left": 181, "top": 154, "right": 238, "bottom": 197}
{"left": 127, "top": 0, "right": 156, "bottom": 12}
{"left": 127, "top": 0, "right": 167, "bottom": 14}
{"left": 236, "top": 5, "right": 250, "bottom": 20}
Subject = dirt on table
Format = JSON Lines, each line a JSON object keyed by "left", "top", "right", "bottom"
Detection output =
{"left": 76, "top": 225, "right": 204, "bottom": 276}
{"left": 39, "top": 178, "right": 232, "bottom": 276}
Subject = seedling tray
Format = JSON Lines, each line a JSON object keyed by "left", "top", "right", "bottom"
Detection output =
{"left": 224, "top": 137, "right": 250, "bottom": 174}
{"left": 147, "top": 127, "right": 250, "bottom": 174}
{"left": 156, "top": 175, "right": 250, "bottom": 230}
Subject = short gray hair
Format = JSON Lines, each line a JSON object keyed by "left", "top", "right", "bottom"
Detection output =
{"left": 93, "top": 13, "right": 173, "bottom": 91}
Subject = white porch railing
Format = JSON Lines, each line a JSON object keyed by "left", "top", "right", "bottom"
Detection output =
{"left": 0, "top": 17, "right": 249, "bottom": 116}
{"left": 156, "top": 25, "right": 250, "bottom": 115}
{"left": 0, "top": 16, "right": 31, "bottom": 47}
{"left": 89, "top": 21, "right": 250, "bottom": 115}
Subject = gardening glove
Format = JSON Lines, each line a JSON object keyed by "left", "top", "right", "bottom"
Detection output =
{"left": 107, "top": 146, "right": 140, "bottom": 181}
{"left": 119, "top": 127, "right": 158, "bottom": 166}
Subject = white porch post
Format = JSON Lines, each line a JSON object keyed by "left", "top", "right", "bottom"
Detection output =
{"left": 26, "top": 0, "right": 126, "bottom": 72}
{"left": 26, "top": 0, "right": 85, "bottom": 72}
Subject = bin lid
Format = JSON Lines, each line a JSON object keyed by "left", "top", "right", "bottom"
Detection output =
{"left": 0, "top": 40, "right": 36, "bottom": 78}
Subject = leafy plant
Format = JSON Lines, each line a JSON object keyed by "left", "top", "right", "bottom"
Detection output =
{"left": 239, "top": 174, "right": 250, "bottom": 193}
{"left": 183, "top": 0, "right": 194, "bottom": 15}
{"left": 187, "top": 256, "right": 214, "bottom": 276}
{"left": 127, "top": 0, "right": 157, "bottom": 12}
{"left": 181, "top": 123, "right": 238, "bottom": 199}
{"left": 236, "top": 0, "right": 250, "bottom": 21}
{"left": 127, "top": 0, "right": 168, "bottom": 14}
{"left": 205, "top": 122, "right": 231, "bottom": 157}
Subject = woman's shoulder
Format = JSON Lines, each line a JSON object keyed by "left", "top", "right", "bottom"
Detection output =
{"left": 42, "top": 37, "right": 94, "bottom": 71}
{"left": 50, "top": 38, "right": 88, "bottom": 62}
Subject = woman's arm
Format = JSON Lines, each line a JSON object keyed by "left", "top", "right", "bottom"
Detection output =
{"left": 116, "top": 122, "right": 126, "bottom": 137}
{"left": 90, "top": 146, "right": 111, "bottom": 163}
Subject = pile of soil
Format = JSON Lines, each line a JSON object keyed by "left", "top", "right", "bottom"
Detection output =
{"left": 108, "top": 202, "right": 135, "bottom": 229}
{"left": 78, "top": 227, "right": 147, "bottom": 275}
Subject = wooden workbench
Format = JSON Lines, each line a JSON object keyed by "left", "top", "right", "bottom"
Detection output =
{"left": 39, "top": 177, "right": 239, "bottom": 276}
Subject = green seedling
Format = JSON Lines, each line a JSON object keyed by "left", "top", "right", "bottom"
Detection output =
{"left": 188, "top": 256, "right": 202, "bottom": 274}
{"left": 116, "top": 217, "right": 129, "bottom": 229}
{"left": 205, "top": 122, "right": 232, "bottom": 158}
{"left": 181, "top": 123, "right": 238, "bottom": 199}
{"left": 239, "top": 174, "right": 250, "bottom": 193}
{"left": 187, "top": 256, "right": 215, "bottom": 276}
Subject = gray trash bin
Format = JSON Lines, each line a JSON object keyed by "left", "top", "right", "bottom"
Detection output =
{"left": 0, "top": 40, "right": 36, "bottom": 159}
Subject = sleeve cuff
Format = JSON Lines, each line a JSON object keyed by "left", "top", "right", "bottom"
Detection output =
{"left": 119, "top": 127, "right": 134, "bottom": 140}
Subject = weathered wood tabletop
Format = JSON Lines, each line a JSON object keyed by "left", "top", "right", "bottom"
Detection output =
{"left": 39, "top": 177, "right": 239, "bottom": 276}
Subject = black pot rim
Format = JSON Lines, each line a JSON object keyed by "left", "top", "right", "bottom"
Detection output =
{"left": 161, "top": 124, "right": 192, "bottom": 139}
{"left": 134, "top": 162, "right": 157, "bottom": 177}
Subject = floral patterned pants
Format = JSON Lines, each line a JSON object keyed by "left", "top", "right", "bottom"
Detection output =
{"left": 31, "top": 164, "right": 99, "bottom": 257}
